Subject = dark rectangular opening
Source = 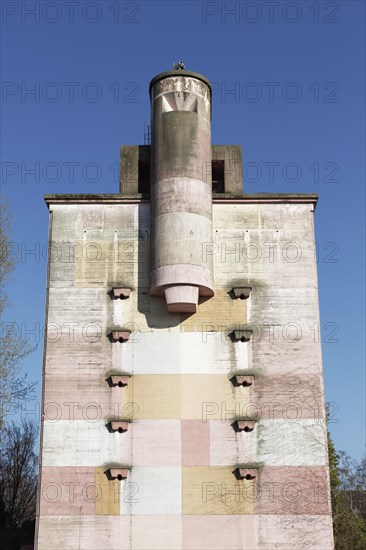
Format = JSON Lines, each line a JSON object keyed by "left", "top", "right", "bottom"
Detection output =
{"left": 138, "top": 160, "right": 150, "bottom": 193}
{"left": 212, "top": 160, "right": 225, "bottom": 193}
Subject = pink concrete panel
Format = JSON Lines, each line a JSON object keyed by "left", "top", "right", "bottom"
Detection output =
{"left": 131, "top": 515, "right": 182, "bottom": 550}
{"left": 254, "top": 466, "right": 332, "bottom": 515}
{"left": 37, "top": 516, "right": 131, "bottom": 550}
{"left": 43, "top": 374, "right": 116, "bottom": 421}
{"left": 182, "top": 515, "right": 256, "bottom": 550}
{"left": 256, "top": 514, "right": 334, "bottom": 549}
{"left": 39, "top": 467, "right": 96, "bottom": 516}
{"left": 181, "top": 420, "right": 210, "bottom": 466}
{"left": 131, "top": 420, "right": 182, "bottom": 466}
{"left": 209, "top": 420, "right": 252, "bottom": 466}
{"left": 249, "top": 373, "right": 325, "bottom": 420}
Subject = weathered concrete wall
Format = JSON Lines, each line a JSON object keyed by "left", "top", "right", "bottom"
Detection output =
{"left": 120, "top": 144, "right": 243, "bottom": 195}
{"left": 36, "top": 198, "right": 333, "bottom": 549}
{"left": 212, "top": 145, "right": 243, "bottom": 193}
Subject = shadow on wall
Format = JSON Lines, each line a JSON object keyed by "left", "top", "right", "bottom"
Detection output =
{"left": 136, "top": 202, "right": 185, "bottom": 329}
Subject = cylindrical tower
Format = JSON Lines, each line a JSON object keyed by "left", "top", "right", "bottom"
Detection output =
{"left": 149, "top": 69, "right": 214, "bottom": 313}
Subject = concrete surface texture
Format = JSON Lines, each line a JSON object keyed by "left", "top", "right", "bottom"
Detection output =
{"left": 35, "top": 71, "right": 334, "bottom": 549}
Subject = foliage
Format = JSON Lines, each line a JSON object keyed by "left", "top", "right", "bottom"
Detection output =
{"left": 0, "top": 419, "right": 38, "bottom": 530}
{"left": 327, "top": 417, "right": 366, "bottom": 549}
{"left": 0, "top": 199, "right": 36, "bottom": 424}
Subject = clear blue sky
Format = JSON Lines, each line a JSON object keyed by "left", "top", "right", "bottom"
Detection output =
{"left": 1, "top": 1, "right": 365, "bottom": 459}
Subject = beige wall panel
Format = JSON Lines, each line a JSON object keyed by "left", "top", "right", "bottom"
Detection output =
{"left": 182, "top": 467, "right": 253, "bottom": 515}
{"left": 95, "top": 467, "right": 120, "bottom": 515}
{"left": 180, "top": 290, "right": 247, "bottom": 332}
{"left": 119, "top": 375, "right": 248, "bottom": 420}
{"left": 74, "top": 240, "right": 136, "bottom": 288}
{"left": 122, "top": 375, "right": 181, "bottom": 420}
{"left": 181, "top": 375, "right": 249, "bottom": 421}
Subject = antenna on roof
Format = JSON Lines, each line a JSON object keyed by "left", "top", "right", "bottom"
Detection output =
{"left": 144, "top": 121, "right": 151, "bottom": 145}
{"left": 173, "top": 61, "right": 185, "bottom": 70}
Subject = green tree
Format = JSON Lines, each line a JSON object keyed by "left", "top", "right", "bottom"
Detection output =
{"left": 0, "top": 199, "right": 36, "bottom": 425}
{"left": 327, "top": 422, "right": 366, "bottom": 549}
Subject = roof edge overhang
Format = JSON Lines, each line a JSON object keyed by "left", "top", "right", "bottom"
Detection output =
{"left": 149, "top": 70, "right": 212, "bottom": 98}
{"left": 44, "top": 193, "right": 319, "bottom": 209}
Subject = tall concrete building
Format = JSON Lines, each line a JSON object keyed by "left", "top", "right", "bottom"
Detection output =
{"left": 35, "top": 69, "right": 334, "bottom": 549}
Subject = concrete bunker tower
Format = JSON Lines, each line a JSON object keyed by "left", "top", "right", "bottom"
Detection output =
{"left": 150, "top": 70, "right": 214, "bottom": 312}
{"left": 35, "top": 67, "right": 334, "bottom": 550}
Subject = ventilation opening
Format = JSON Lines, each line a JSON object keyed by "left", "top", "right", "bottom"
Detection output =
{"left": 212, "top": 160, "right": 225, "bottom": 193}
{"left": 138, "top": 160, "right": 150, "bottom": 193}
{"left": 162, "top": 92, "right": 197, "bottom": 112}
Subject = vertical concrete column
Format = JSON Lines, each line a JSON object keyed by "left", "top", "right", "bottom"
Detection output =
{"left": 149, "top": 70, "right": 214, "bottom": 313}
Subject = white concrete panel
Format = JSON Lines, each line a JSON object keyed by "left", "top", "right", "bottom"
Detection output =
{"left": 209, "top": 420, "right": 327, "bottom": 467}
{"left": 181, "top": 333, "right": 249, "bottom": 374}
{"left": 122, "top": 467, "right": 181, "bottom": 515}
{"left": 42, "top": 420, "right": 127, "bottom": 467}
{"left": 254, "top": 420, "right": 328, "bottom": 466}
{"left": 119, "top": 332, "right": 248, "bottom": 375}
{"left": 121, "top": 333, "right": 182, "bottom": 374}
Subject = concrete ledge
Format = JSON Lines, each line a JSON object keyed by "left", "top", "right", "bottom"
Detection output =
{"left": 44, "top": 193, "right": 319, "bottom": 207}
